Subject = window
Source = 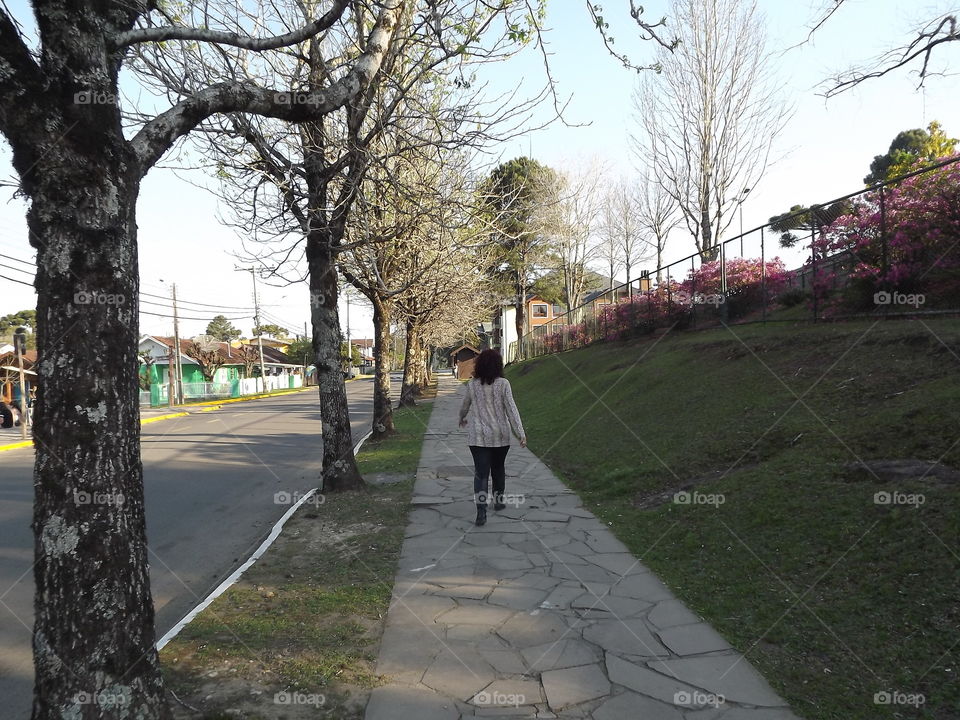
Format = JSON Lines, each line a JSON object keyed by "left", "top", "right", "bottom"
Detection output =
{"left": 532, "top": 303, "right": 548, "bottom": 318}
{"left": 552, "top": 304, "right": 563, "bottom": 316}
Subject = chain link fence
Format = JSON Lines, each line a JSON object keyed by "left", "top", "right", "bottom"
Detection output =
{"left": 515, "top": 155, "right": 960, "bottom": 361}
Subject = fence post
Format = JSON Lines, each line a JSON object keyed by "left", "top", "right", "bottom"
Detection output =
{"left": 878, "top": 186, "right": 888, "bottom": 283}
{"left": 691, "top": 255, "right": 698, "bottom": 327}
{"left": 761, "top": 227, "right": 767, "bottom": 323}
{"left": 811, "top": 221, "right": 818, "bottom": 322}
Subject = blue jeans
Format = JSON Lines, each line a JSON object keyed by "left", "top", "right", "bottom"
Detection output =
{"left": 469, "top": 445, "right": 509, "bottom": 504}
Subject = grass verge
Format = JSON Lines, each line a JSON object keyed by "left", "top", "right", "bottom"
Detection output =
{"left": 159, "top": 399, "right": 435, "bottom": 719}
{"left": 507, "top": 319, "right": 960, "bottom": 720}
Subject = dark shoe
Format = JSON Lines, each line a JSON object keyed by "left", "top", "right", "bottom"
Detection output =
{"left": 493, "top": 493, "right": 506, "bottom": 511}
{"left": 475, "top": 504, "right": 487, "bottom": 526}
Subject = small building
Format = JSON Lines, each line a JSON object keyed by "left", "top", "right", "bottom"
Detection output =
{"left": 448, "top": 344, "right": 480, "bottom": 380}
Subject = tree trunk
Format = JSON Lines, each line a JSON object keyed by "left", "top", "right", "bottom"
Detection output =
{"left": 399, "top": 317, "right": 419, "bottom": 406}
{"left": 371, "top": 297, "right": 395, "bottom": 437}
{"left": 28, "top": 140, "right": 170, "bottom": 717}
{"left": 514, "top": 272, "right": 526, "bottom": 361}
{"left": 307, "top": 230, "right": 363, "bottom": 492}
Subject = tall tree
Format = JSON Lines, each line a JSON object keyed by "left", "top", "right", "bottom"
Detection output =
{"left": 634, "top": 172, "right": 679, "bottom": 283}
{"left": 0, "top": 1, "right": 402, "bottom": 715}
{"left": 633, "top": 0, "right": 788, "bottom": 261}
{"left": 205, "top": 314, "right": 242, "bottom": 341}
{"left": 540, "top": 163, "right": 604, "bottom": 310}
{"left": 252, "top": 323, "right": 289, "bottom": 339}
{"left": 864, "top": 121, "right": 958, "bottom": 185}
{"left": 142, "top": 1, "right": 548, "bottom": 486}
{"left": 482, "top": 157, "right": 556, "bottom": 356}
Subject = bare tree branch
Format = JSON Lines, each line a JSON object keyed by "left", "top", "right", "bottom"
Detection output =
{"left": 111, "top": 0, "right": 350, "bottom": 50}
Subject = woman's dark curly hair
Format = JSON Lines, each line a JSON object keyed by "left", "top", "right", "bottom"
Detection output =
{"left": 473, "top": 348, "right": 504, "bottom": 385}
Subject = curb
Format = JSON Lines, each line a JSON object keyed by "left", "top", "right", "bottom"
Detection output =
{"left": 0, "top": 438, "right": 32, "bottom": 452}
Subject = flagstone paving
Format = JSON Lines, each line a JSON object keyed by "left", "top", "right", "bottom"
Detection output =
{"left": 366, "top": 376, "right": 800, "bottom": 720}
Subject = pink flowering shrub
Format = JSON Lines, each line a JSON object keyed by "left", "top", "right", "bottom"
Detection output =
{"left": 811, "top": 156, "right": 960, "bottom": 311}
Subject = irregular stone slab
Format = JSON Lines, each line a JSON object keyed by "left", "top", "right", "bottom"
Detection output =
{"left": 609, "top": 572, "right": 674, "bottom": 602}
{"left": 365, "top": 686, "right": 459, "bottom": 720}
{"left": 647, "top": 599, "right": 701, "bottom": 629}
{"left": 650, "top": 656, "right": 786, "bottom": 706}
{"left": 550, "top": 562, "right": 620, "bottom": 583}
{"left": 593, "top": 691, "right": 685, "bottom": 720}
{"left": 472, "top": 679, "right": 544, "bottom": 707}
{"left": 498, "top": 611, "right": 571, "bottom": 648}
{"left": 487, "top": 584, "right": 550, "bottom": 610}
{"left": 582, "top": 619, "right": 669, "bottom": 657}
{"left": 478, "top": 648, "right": 529, "bottom": 675}
{"left": 657, "top": 623, "right": 732, "bottom": 656}
{"left": 541, "top": 663, "right": 610, "bottom": 711}
{"left": 422, "top": 646, "right": 494, "bottom": 700}
{"left": 521, "top": 638, "right": 602, "bottom": 672}
{"left": 439, "top": 602, "right": 515, "bottom": 626}
{"left": 582, "top": 532, "right": 629, "bottom": 554}
{"left": 539, "top": 582, "right": 585, "bottom": 610}
{"left": 585, "top": 552, "right": 646, "bottom": 576}
{"left": 571, "top": 592, "right": 648, "bottom": 618}
{"left": 431, "top": 583, "right": 496, "bottom": 600}
{"left": 605, "top": 653, "right": 704, "bottom": 706}
{"left": 387, "top": 595, "right": 457, "bottom": 628}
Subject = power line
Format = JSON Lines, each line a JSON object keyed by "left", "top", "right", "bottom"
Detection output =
{"left": 139, "top": 291, "right": 254, "bottom": 311}
{"left": 0, "top": 252, "right": 34, "bottom": 266}
{"left": 1, "top": 273, "right": 33, "bottom": 287}
{"left": 0, "top": 262, "right": 34, "bottom": 276}
{"left": 139, "top": 309, "right": 251, "bottom": 322}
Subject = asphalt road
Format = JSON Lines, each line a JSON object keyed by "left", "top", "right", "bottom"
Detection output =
{"left": 0, "top": 377, "right": 381, "bottom": 718}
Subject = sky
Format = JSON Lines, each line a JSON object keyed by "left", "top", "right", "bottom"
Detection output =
{"left": 1, "top": 0, "right": 958, "bottom": 341}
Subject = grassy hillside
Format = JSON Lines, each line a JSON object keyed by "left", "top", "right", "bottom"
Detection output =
{"left": 507, "top": 319, "right": 960, "bottom": 720}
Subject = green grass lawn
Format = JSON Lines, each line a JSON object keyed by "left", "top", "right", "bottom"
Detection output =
{"left": 160, "top": 401, "right": 434, "bottom": 719}
{"left": 507, "top": 319, "right": 960, "bottom": 720}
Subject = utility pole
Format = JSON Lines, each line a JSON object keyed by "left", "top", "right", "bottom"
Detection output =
{"left": 246, "top": 269, "right": 267, "bottom": 393}
{"left": 171, "top": 283, "right": 183, "bottom": 405}
{"left": 303, "top": 321, "right": 309, "bottom": 386}
{"left": 166, "top": 344, "right": 175, "bottom": 408}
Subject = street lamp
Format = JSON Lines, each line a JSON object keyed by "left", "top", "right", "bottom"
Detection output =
{"left": 738, "top": 187, "right": 751, "bottom": 255}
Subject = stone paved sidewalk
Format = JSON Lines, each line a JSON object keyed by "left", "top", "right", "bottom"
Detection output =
{"left": 365, "top": 376, "right": 800, "bottom": 720}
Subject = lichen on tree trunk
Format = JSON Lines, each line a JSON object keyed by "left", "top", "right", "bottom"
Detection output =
{"left": 28, "top": 151, "right": 171, "bottom": 718}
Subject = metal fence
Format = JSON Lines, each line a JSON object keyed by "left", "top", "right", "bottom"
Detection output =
{"left": 138, "top": 374, "right": 303, "bottom": 407}
{"left": 514, "top": 155, "right": 960, "bottom": 361}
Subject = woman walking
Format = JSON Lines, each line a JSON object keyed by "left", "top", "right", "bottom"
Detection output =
{"left": 458, "top": 349, "right": 526, "bottom": 526}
